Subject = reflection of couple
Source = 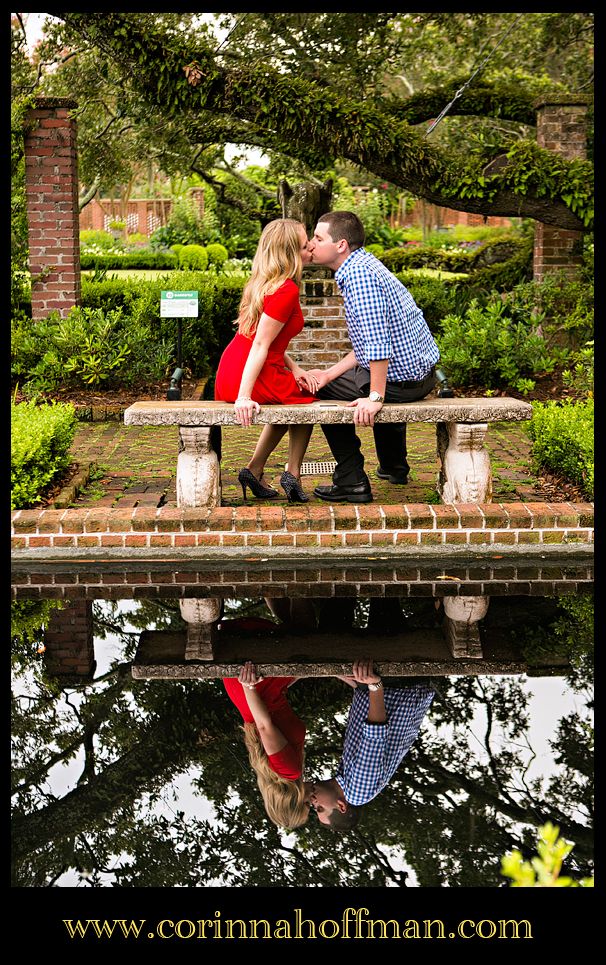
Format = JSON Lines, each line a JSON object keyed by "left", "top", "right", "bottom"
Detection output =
{"left": 224, "top": 656, "right": 435, "bottom": 831}
{"left": 215, "top": 210, "right": 440, "bottom": 504}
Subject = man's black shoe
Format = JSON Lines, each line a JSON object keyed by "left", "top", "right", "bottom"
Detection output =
{"left": 376, "top": 468, "right": 408, "bottom": 484}
{"left": 314, "top": 481, "right": 373, "bottom": 503}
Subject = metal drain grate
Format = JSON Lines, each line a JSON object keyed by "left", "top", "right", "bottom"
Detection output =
{"left": 299, "top": 460, "right": 336, "bottom": 476}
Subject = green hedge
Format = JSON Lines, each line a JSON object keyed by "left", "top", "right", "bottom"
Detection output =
{"left": 11, "top": 400, "right": 77, "bottom": 510}
{"left": 527, "top": 398, "right": 594, "bottom": 498}
{"left": 80, "top": 251, "right": 178, "bottom": 270}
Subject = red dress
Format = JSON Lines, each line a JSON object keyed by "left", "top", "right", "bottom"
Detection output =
{"left": 214, "top": 279, "right": 316, "bottom": 404}
{"left": 223, "top": 676, "right": 306, "bottom": 780}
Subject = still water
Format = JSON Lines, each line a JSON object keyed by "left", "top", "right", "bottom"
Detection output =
{"left": 11, "top": 559, "right": 593, "bottom": 889}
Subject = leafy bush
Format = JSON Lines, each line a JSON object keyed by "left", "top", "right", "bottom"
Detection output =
{"left": 527, "top": 397, "right": 593, "bottom": 498}
{"left": 501, "top": 822, "right": 593, "bottom": 888}
{"left": 80, "top": 229, "right": 121, "bottom": 251}
{"left": 205, "top": 242, "right": 229, "bottom": 268}
{"left": 80, "top": 251, "right": 178, "bottom": 270}
{"left": 562, "top": 341, "right": 594, "bottom": 398}
{"left": 396, "top": 273, "right": 464, "bottom": 332}
{"left": 149, "top": 196, "right": 205, "bottom": 248}
{"left": 11, "top": 400, "right": 76, "bottom": 509}
{"left": 436, "top": 296, "right": 555, "bottom": 390}
{"left": 365, "top": 243, "right": 385, "bottom": 258}
{"left": 179, "top": 244, "right": 208, "bottom": 271}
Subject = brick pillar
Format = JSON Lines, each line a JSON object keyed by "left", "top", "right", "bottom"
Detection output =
{"left": 43, "top": 601, "right": 95, "bottom": 683}
{"left": 533, "top": 95, "right": 590, "bottom": 283}
{"left": 24, "top": 96, "right": 81, "bottom": 319}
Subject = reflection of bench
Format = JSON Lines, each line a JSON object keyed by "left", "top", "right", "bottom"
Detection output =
{"left": 123, "top": 398, "right": 532, "bottom": 509}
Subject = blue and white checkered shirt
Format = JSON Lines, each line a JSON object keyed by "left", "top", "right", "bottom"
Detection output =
{"left": 334, "top": 248, "right": 440, "bottom": 382}
{"left": 335, "top": 684, "right": 435, "bottom": 806}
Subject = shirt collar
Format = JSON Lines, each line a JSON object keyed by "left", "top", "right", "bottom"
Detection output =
{"left": 334, "top": 246, "right": 365, "bottom": 286}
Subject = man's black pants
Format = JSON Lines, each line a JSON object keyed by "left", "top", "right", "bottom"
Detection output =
{"left": 316, "top": 365, "right": 436, "bottom": 485}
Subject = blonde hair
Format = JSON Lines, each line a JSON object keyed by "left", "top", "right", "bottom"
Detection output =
{"left": 237, "top": 219, "right": 305, "bottom": 338}
{"left": 242, "top": 723, "right": 309, "bottom": 829}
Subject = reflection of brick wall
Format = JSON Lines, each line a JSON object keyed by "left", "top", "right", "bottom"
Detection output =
{"left": 25, "top": 97, "right": 81, "bottom": 319}
{"left": 43, "top": 601, "right": 95, "bottom": 683}
{"left": 533, "top": 96, "right": 590, "bottom": 283}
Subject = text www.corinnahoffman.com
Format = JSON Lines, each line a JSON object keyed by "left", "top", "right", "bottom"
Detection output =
{"left": 63, "top": 909, "right": 533, "bottom": 941}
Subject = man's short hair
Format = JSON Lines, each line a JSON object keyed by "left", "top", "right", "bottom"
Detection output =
{"left": 327, "top": 803, "right": 361, "bottom": 831}
{"left": 318, "top": 210, "right": 365, "bottom": 250}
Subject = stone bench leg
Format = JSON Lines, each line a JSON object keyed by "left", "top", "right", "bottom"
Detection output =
{"left": 442, "top": 595, "right": 489, "bottom": 659}
{"left": 436, "top": 422, "right": 493, "bottom": 504}
{"left": 180, "top": 598, "right": 221, "bottom": 660}
{"left": 177, "top": 427, "right": 221, "bottom": 508}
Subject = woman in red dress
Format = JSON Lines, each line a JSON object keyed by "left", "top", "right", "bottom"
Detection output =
{"left": 214, "top": 218, "right": 318, "bottom": 503}
{"left": 223, "top": 659, "right": 309, "bottom": 830}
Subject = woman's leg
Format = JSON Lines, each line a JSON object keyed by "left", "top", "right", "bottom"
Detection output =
{"left": 247, "top": 424, "right": 288, "bottom": 482}
{"left": 286, "top": 425, "right": 314, "bottom": 478}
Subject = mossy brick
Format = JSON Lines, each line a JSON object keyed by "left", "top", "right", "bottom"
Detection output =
{"left": 258, "top": 508, "right": 286, "bottom": 531}
{"left": 76, "top": 536, "right": 101, "bottom": 547}
{"left": 573, "top": 504, "right": 594, "bottom": 527}
{"left": 504, "top": 505, "right": 533, "bottom": 528}
{"left": 372, "top": 532, "right": 396, "bottom": 545}
{"left": 83, "top": 511, "right": 110, "bottom": 533}
{"left": 37, "top": 510, "right": 66, "bottom": 533}
{"left": 270, "top": 534, "right": 295, "bottom": 546}
{"left": 182, "top": 510, "right": 211, "bottom": 531}
{"left": 540, "top": 530, "right": 566, "bottom": 543}
{"left": 27, "top": 536, "right": 54, "bottom": 548}
{"left": 469, "top": 532, "right": 492, "bottom": 544}
{"left": 320, "top": 533, "right": 345, "bottom": 547}
{"left": 155, "top": 509, "right": 184, "bottom": 532}
{"left": 59, "top": 512, "right": 86, "bottom": 533}
{"left": 332, "top": 506, "right": 359, "bottom": 530}
{"left": 523, "top": 503, "right": 558, "bottom": 527}
{"left": 295, "top": 533, "right": 319, "bottom": 546}
{"left": 12, "top": 514, "right": 40, "bottom": 534}
{"left": 207, "top": 508, "right": 235, "bottom": 531}
{"left": 345, "top": 532, "right": 371, "bottom": 546}
{"left": 357, "top": 505, "right": 385, "bottom": 529}
{"left": 517, "top": 531, "right": 541, "bottom": 543}
{"left": 108, "top": 511, "right": 137, "bottom": 532}
{"left": 444, "top": 531, "right": 469, "bottom": 543}
{"left": 553, "top": 582, "right": 580, "bottom": 595}
{"left": 306, "top": 507, "right": 333, "bottom": 531}
{"left": 100, "top": 535, "right": 125, "bottom": 547}
{"left": 490, "top": 530, "right": 517, "bottom": 543}
{"left": 245, "top": 534, "right": 271, "bottom": 546}
{"left": 383, "top": 506, "right": 411, "bottom": 529}
{"left": 563, "top": 531, "right": 592, "bottom": 542}
{"left": 283, "top": 509, "right": 311, "bottom": 532}
{"left": 221, "top": 534, "right": 246, "bottom": 546}
{"left": 391, "top": 531, "right": 416, "bottom": 545}
{"left": 149, "top": 535, "right": 173, "bottom": 546}
{"left": 430, "top": 504, "right": 461, "bottom": 527}
{"left": 480, "top": 505, "right": 510, "bottom": 528}
{"left": 419, "top": 532, "right": 444, "bottom": 545}
{"left": 196, "top": 533, "right": 221, "bottom": 545}
{"left": 11, "top": 537, "right": 27, "bottom": 549}
{"left": 455, "top": 504, "right": 486, "bottom": 528}
{"left": 234, "top": 507, "right": 259, "bottom": 531}
{"left": 404, "top": 505, "right": 433, "bottom": 528}
{"left": 173, "top": 535, "right": 198, "bottom": 546}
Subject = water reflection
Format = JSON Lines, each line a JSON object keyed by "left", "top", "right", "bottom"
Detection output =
{"left": 11, "top": 565, "right": 593, "bottom": 887}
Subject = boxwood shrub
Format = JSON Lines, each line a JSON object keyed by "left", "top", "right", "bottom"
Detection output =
{"left": 80, "top": 251, "right": 178, "bottom": 270}
{"left": 527, "top": 397, "right": 594, "bottom": 499}
{"left": 11, "top": 400, "right": 77, "bottom": 509}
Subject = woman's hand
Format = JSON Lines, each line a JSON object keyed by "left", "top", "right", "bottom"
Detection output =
{"left": 294, "top": 367, "right": 320, "bottom": 394}
{"left": 239, "top": 660, "right": 264, "bottom": 689}
{"left": 298, "top": 367, "right": 329, "bottom": 392}
{"left": 234, "top": 397, "right": 260, "bottom": 427}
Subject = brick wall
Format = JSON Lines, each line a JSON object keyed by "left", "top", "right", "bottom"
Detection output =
{"left": 43, "top": 600, "right": 95, "bottom": 681}
{"left": 533, "top": 96, "right": 590, "bottom": 283}
{"left": 24, "top": 97, "right": 81, "bottom": 319}
{"left": 292, "top": 276, "right": 349, "bottom": 366}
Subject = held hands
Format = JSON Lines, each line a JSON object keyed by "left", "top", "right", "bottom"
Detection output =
{"left": 299, "top": 368, "right": 330, "bottom": 392}
{"left": 234, "top": 397, "right": 260, "bottom": 427}
{"left": 351, "top": 658, "right": 381, "bottom": 686}
{"left": 292, "top": 365, "right": 320, "bottom": 394}
{"left": 347, "top": 397, "right": 383, "bottom": 426}
{"left": 239, "top": 660, "right": 264, "bottom": 690}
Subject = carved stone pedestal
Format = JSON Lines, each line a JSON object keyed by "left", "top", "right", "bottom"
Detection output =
{"left": 180, "top": 598, "right": 221, "bottom": 661}
{"left": 177, "top": 427, "right": 221, "bottom": 508}
{"left": 442, "top": 595, "right": 489, "bottom": 659}
{"left": 437, "top": 422, "right": 493, "bottom": 504}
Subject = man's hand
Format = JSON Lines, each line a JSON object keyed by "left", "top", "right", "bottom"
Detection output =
{"left": 293, "top": 367, "right": 320, "bottom": 393}
{"left": 347, "top": 397, "right": 383, "bottom": 426}
{"left": 351, "top": 658, "right": 381, "bottom": 685}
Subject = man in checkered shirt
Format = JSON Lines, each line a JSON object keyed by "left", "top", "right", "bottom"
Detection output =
{"left": 304, "top": 659, "right": 435, "bottom": 830}
{"left": 306, "top": 210, "right": 440, "bottom": 503}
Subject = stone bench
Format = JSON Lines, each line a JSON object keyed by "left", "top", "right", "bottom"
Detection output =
{"left": 123, "top": 397, "right": 532, "bottom": 508}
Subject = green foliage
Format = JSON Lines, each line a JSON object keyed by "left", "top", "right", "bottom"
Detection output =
{"left": 436, "top": 296, "right": 554, "bottom": 389}
{"left": 562, "top": 341, "right": 593, "bottom": 398}
{"left": 178, "top": 244, "right": 208, "bottom": 270}
{"left": 11, "top": 400, "right": 76, "bottom": 510}
{"left": 150, "top": 196, "right": 205, "bottom": 248}
{"left": 527, "top": 397, "right": 593, "bottom": 498}
{"left": 395, "top": 273, "right": 464, "bottom": 332}
{"left": 205, "top": 242, "right": 229, "bottom": 267}
{"left": 80, "top": 251, "right": 178, "bottom": 270}
{"left": 365, "top": 243, "right": 385, "bottom": 258}
{"left": 80, "top": 229, "right": 121, "bottom": 250}
{"left": 504, "top": 259, "right": 594, "bottom": 352}
{"left": 520, "top": 593, "right": 593, "bottom": 691}
{"left": 501, "top": 822, "right": 594, "bottom": 887}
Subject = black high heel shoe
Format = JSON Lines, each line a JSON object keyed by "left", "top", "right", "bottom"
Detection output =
{"left": 280, "top": 470, "right": 309, "bottom": 503}
{"left": 238, "top": 468, "right": 278, "bottom": 501}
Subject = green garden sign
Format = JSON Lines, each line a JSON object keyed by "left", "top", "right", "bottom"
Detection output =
{"left": 160, "top": 290, "right": 199, "bottom": 318}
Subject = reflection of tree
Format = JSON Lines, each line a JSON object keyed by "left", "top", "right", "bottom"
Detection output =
{"left": 11, "top": 597, "right": 593, "bottom": 887}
